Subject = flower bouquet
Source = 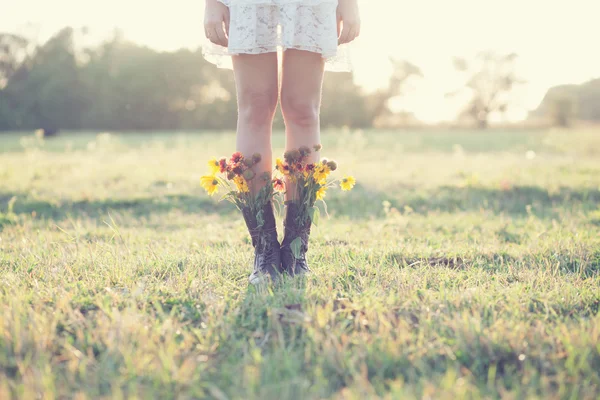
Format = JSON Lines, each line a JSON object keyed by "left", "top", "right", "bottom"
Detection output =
{"left": 275, "top": 144, "right": 355, "bottom": 273}
{"left": 201, "top": 151, "right": 281, "bottom": 283}
{"left": 200, "top": 145, "right": 356, "bottom": 280}
{"left": 201, "top": 151, "right": 275, "bottom": 225}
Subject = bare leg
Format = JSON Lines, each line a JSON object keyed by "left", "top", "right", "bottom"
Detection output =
{"left": 232, "top": 53, "right": 281, "bottom": 284}
{"left": 232, "top": 53, "right": 279, "bottom": 192}
{"left": 280, "top": 49, "right": 326, "bottom": 201}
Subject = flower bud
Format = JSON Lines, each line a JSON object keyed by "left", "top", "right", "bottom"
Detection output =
{"left": 285, "top": 149, "right": 301, "bottom": 163}
{"left": 283, "top": 150, "right": 294, "bottom": 164}
{"left": 298, "top": 146, "right": 311, "bottom": 158}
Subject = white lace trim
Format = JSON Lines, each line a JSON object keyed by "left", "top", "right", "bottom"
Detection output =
{"left": 218, "top": 0, "right": 339, "bottom": 7}
{"left": 203, "top": 0, "right": 352, "bottom": 72}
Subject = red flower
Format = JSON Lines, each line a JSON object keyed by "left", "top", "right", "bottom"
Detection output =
{"left": 305, "top": 163, "right": 315, "bottom": 172}
{"left": 219, "top": 158, "right": 227, "bottom": 173}
{"left": 232, "top": 164, "right": 244, "bottom": 175}
{"left": 273, "top": 178, "right": 285, "bottom": 192}
{"left": 230, "top": 152, "right": 243, "bottom": 164}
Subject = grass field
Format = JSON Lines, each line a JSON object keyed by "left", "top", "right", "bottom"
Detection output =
{"left": 1, "top": 128, "right": 599, "bottom": 399}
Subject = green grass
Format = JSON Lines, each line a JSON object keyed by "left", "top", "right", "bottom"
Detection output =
{"left": 1, "top": 128, "right": 599, "bottom": 399}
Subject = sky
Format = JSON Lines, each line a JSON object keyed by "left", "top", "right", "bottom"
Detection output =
{"left": 2, "top": 0, "right": 599, "bottom": 122}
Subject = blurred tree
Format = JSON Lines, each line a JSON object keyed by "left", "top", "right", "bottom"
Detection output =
{"left": 0, "top": 27, "right": 422, "bottom": 132}
{"left": 578, "top": 78, "right": 600, "bottom": 121}
{"left": 550, "top": 95, "right": 577, "bottom": 127}
{"left": 448, "top": 52, "right": 524, "bottom": 129}
{"left": 321, "top": 60, "right": 423, "bottom": 128}
{"left": 321, "top": 72, "right": 372, "bottom": 128}
{"left": 0, "top": 33, "right": 31, "bottom": 130}
{"left": 530, "top": 78, "right": 600, "bottom": 125}
{"left": 0, "top": 28, "right": 85, "bottom": 132}
{"left": 368, "top": 59, "right": 423, "bottom": 127}
{"left": 79, "top": 36, "right": 237, "bottom": 130}
{"left": 0, "top": 33, "right": 30, "bottom": 88}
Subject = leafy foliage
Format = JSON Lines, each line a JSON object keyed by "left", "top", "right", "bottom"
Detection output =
{"left": 0, "top": 29, "right": 418, "bottom": 132}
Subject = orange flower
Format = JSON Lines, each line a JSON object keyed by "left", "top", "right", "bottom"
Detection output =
{"left": 273, "top": 178, "right": 285, "bottom": 193}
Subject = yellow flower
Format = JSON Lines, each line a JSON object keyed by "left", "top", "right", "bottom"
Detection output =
{"left": 316, "top": 186, "right": 327, "bottom": 200}
{"left": 313, "top": 164, "right": 331, "bottom": 184}
{"left": 340, "top": 176, "right": 356, "bottom": 191}
{"left": 275, "top": 158, "right": 288, "bottom": 175}
{"left": 200, "top": 175, "right": 219, "bottom": 196}
{"left": 234, "top": 176, "right": 250, "bottom": 193}
{"left": 207, "top": 158, "right": 220, "bottom": 175}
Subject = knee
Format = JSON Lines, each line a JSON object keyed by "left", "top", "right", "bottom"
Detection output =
{"left": 237, "top": 87, "right": 278, "bottom": 128}
{"left": 281, "top": 93, "right": 320, "bottom": 128}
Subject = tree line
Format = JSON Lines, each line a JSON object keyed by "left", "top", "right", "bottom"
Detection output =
{"left": 0, "top": 28, "right": 423, "bottom": 133}
{"left": 1, "top": 27, "right": 597, "bottom": 133}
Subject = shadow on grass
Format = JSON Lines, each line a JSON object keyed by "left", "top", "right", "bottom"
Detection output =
{"left": 201, "top": 277, "right": 312, "bottom": 398}
{"left": 0, "top": 191, "right": 237, "bottom": 222}
{"left": 326, "top": 184, "right": 600, "bottom": 220}
{"left": 2, "top": 183, "right": 599, "bottom": 225}
{"left": 383, "top": 250, "right": 600, "bottom": 278}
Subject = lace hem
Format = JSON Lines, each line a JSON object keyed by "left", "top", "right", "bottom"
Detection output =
{"left": 218, "top": 0, "right": 339, "bottom": 6}
{"left": 203, "top": 44, "right": 352, "bottom": 72}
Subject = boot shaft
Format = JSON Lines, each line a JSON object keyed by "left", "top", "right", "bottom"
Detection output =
{"left": 282, "top": 201, "right": 311, "bottom": 248}
{"left": 241, "top": 201, "right": 282, "bottom": 283}
{"left": 242, "top": 201, "right": 278, "bottom": 248}
{"left": 281, "top": 201, "right": 311, "bottom": 275}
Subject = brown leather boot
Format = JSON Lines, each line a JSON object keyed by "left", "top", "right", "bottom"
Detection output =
{"left": 241, "top": 201, "right": 281, "bottom": 284}
{"left": 280, "top": 201, "right": 311, "bottom": 276}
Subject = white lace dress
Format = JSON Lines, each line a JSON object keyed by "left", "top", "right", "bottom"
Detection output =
{"left": 203, "top": 0, "right": 351, "bottom": 72}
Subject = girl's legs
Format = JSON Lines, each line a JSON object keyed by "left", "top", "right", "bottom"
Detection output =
{"left": 280, "top": 49, "right": 326, "bottom": 201}
{"left": 232, "top": 52, "right": 279, "bottom": 191}
{"left": 232, "top": 53, "right": 281, "bottom": 283}
{"left": 279, "top": 49, "right": 326, "bottom": 275}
